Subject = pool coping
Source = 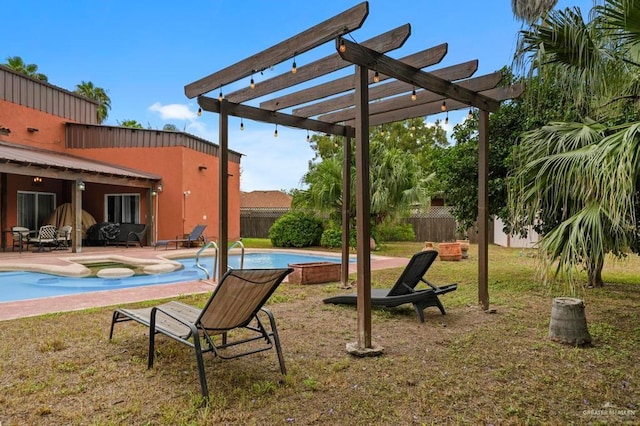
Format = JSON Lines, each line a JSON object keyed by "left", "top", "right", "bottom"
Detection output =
{"left": 0, "top": 248, "right": 407, "bottom": 321}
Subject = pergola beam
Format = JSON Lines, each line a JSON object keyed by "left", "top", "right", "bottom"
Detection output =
{"left": 319, "top": 71, "right": 503, "bottom": 123}
{"left": 226, "top": 24, "right": 412, "bottom": 104}
{"left": 337, "top": 38, "right": 501, "bottom": 112}
{"left": 184, "top": 1, "right": 369, "bottom": 98}
{"left": 198, "top": 96, "right": 355, "bottom": 138}
{"left": 298, "top": 60, "right": 480, "bottom": 119}
{"left": 260, "top": 44, "right": 448, "bottom": 111}
{"left": 353, "top": 84, "right": 523, "bottom": 127}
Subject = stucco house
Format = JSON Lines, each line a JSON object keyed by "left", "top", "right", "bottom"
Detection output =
{"left": 0, "top": 64, "right": 241, "bottom": 251}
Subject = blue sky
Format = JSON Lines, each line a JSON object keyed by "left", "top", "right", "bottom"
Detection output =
{"left": 4, "top": 0, "right": 593, "bottom": 192}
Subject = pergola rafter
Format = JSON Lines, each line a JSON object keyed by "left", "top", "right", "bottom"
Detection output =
{"left": 189, "top": 0, "right": 522, "bottom": 353}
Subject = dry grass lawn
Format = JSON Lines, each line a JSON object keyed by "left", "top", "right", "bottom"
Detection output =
{"left": 0, "top": 243, "right": 638, "bottom": 425}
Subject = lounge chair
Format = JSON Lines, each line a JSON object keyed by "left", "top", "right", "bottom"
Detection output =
{"left": 323, "top": 250, "right": 457, "bottom": 322}
{"left": 109, "top": 267, "right": 293, "bottom": 398}
{"left": 154, "top": 224, "right": 207, "bottom": 250}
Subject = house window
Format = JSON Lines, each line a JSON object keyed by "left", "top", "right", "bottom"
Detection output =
{"left": 17, "top": 191, "right": 56, "bottom": 230}
{"left": 105, "top": 194, "right": 140, "bottom": 223}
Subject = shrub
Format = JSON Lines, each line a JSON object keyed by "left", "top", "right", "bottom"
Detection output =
{"left": 268, "top": 211, "right": 323, "bottom": 247}
{"left": 321, "top": 226, "right": 357, "bottom": 248}
{"left": 375, "top": 222, "right": 415, "bottom": 242}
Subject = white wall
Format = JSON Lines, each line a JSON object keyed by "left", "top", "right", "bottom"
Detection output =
{"left": 493, "top": 217, "right": 540, "bottom": 248}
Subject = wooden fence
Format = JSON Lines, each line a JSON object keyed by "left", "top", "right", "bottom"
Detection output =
{"left": 240, "top": 206, "right": 493, "bottom": 244}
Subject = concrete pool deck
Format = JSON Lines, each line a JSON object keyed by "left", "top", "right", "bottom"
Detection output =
{"left": 0, "top": 246, "right": 409, "bottom": 321}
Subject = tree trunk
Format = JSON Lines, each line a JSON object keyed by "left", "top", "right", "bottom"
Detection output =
{"left": 587, "top": 257, "right": 604, "bottom": 288}
{"left": 548, "top": 297, "right": 592, "bottom": 346}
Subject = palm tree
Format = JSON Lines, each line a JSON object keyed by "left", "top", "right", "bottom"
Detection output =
{"left": 4, "top": 56, "right": 48, "bottom": 81}
{"left": 511, "top": 0, "right": 558, "bottom": 24}
{"left": 510, "top": 0, "right": 640, "bottom": 291}
{"left": 74, "top": 81, "right": 111, "bottom": 124}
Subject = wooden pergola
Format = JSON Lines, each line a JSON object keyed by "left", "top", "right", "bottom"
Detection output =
{"left": 185, "top": 1, "right": 522, "bottom": 353}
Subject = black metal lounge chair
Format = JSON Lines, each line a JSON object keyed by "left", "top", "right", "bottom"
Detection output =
{"left": 109, "top": 267, "right": 293, "bottom": 398}
{"left": 154, "top": 224, "right": 207, "bottom": 250}
{"left": 323, "top": 250, "right": 458, "bottom": 322}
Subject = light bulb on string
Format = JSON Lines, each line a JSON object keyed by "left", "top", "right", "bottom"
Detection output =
{"left": 306, "top": 130, "right": 310, "bottom": 142}
{"left": 250, "top": 75, "right": 255, "bottom": 89}
{"left": 240, "top": 118, "right": 244, "bottom": 131}
{"left": 274, "top": 124, "right": 278, "bottom": 138}
{"left": 411, "top": 88, "right": 417, "bottom": 101}
{"left": 468, "top": 109, "right": 473, "bottom": 120}
{"left": 441, "top": 101, "right": 447, "bottom": 112}
{"left": 291, "top": 55, "right": 297, "bottom": 74}
{"left": 373, "top": 71, "right": 380, "bottom": 83}
{"left": 339, "top": 38, "right": 346, "bottom": 53}
{"left": 218, "top": 88, "right": 223, "bottom": 102}
{"left": 444, "top": 112, "right": 449, "bottom": 125}
{"left": 197, "top": 107, "right": 202, "bottom": 117}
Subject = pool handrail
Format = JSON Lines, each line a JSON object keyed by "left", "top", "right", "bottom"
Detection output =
{"left": 195, "top": 241, "right": 218, "bottom": 280}
{"left": 228, "top": 239, "right": 245, "bottom": 270}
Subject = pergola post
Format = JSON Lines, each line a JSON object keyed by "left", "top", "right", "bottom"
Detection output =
{"left": 349, "top": 64, "right": 381, "bottom": 355}
{"left": 218, "top": 100, "right": 229, "bottom": 280}
{"left": 341, "top": 136, "right": 352, "bottom": 288}
{"left": 478, "top": 109, "right": 490, "bottom": 310}
{"left": 72, "top": 180, "right": 83, "bottom": 253}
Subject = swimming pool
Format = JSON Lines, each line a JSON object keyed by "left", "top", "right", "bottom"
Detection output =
{"left": 0, "top": 252, "right": 347, "bottom": 303}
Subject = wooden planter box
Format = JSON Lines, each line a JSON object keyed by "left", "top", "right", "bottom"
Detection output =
{"left": 287, "top": 262, "right": 341, "bottom": 284}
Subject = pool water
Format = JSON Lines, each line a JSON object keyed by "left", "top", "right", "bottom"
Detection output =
{"left": 0, "top": 252, "right": 348, "bottom": 303}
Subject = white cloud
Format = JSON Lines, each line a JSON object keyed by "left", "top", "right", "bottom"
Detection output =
{"left": 148, "top": 102, "right": 197, "bottom": 121}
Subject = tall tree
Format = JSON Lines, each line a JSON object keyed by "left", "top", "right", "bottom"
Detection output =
{"left": 511, "top": 0, "right": 558, "bottom": 23}
{"left": 118, "top": 119, "right": 143, "bottom": 128}
{"left": 74, "top": 81, "right": 111, "bottom": 124}
{"left": 294, "top": 120, "right": 436, "bottom": 227}
{"left": 4, "top": 56, "right": 48, "bottom": 81}
{"left": 510, "top": 0, "right": 640, "bottom": 291}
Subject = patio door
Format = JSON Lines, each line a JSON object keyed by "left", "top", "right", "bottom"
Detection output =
{"left": 17, "top": 191, "right": 56, "bottom": 230}
{"left": 105, "top": 194, "right": 140, "bottom": 223}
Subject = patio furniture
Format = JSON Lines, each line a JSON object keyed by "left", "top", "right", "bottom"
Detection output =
{"left": 323, "top": 250, "right": 458, "bottom": 322}
{"left": 126, "top": 224, "right": 147, "bottom": 247}
{"left": 10, "top": 226, "right": 31, "bottom": 252}
{"left": 56, "top": 225, "right": 72, "bottom": 249}
{"left": 31, "top": 225, "right": 59, "bottom": 252}
{"left": 154, "top": 224, "right": 207, "bottom": 250}
{"left": 109, "top": 267, "right": 293, "bottom": 398}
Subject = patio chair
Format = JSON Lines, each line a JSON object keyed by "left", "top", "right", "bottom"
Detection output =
{"left": 10, "top": 226, "right": 31, "bottom": 252}
{"left": 323, "top": 250, "right": 458, "bottom": 322}
{"left": 56, "top": 225, "right": 72, "bottom": 249}
{"left": 109, "top": 267, "right": 293, "bottom": 398}
{"left": 30, "top": 225, "right": 59, "bottom": 252}
{"left": 154, "top": 224, "right": 207, "bottom": 250}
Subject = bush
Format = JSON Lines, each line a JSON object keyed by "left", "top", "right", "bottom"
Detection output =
{"left": 321, "top": 226, "right": 357, "bottom": 249}
{"left": 375, "top": 222, "right": 415, "bottom": 242}
{"left": 268, "top": 211, "right": 323, "bottom": 248}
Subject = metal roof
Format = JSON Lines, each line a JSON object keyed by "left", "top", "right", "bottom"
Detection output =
{"left": 0, "top": 140, "right": 161, "bottom": 180}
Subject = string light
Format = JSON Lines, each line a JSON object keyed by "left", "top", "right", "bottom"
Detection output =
{"left": 441, "top": 101, "right": 447, "bottom": 112}
{"left": 373, "top": 71, "right": 380, "bottom": 83}
{"left": 240, "top": 118, "right": 244, "bottom": 131}
{"left": 197, "top": 107, "right": 202, "bottom": 117}
{"left": 339, "top": 38, "right": 346, "bottom": 53}
{"left": 250, "top": 75, "right": 255, "bottom": 89}
{"left": 411, "top": 88, "right": 417, "bottom": 101}
{"left": 291, "top": 55, "right": 297, "bottom": 74}
{"left": 468, "top": 109, "right": 473, "bottom": 119}
{"left": 444, "top": 112, "right": 449, "bottom": 125}
{"left": 306, "top": 130, "right": 310, "bottom": 142}
{"left": 218, "top": 87, "right": 223, "bottom": 102}
{"left": 274, "top": 124, "right": 278, "bottom": 138}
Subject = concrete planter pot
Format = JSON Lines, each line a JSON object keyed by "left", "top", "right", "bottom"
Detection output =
{"left": 287, "top": 262, "right": 341, "bottom": 284}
